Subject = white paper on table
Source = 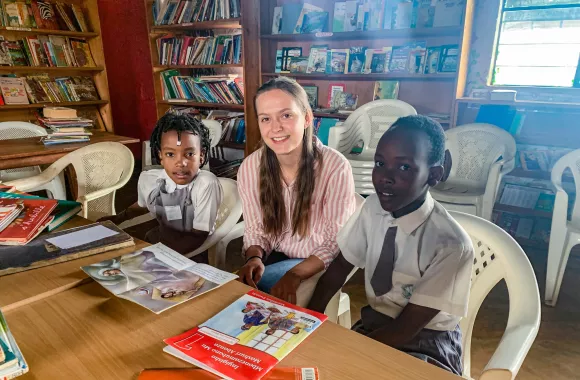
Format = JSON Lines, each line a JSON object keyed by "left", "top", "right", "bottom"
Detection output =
{"left": 46, "top": 225, "right": 119, "bottom": 249}
{"left": 187, "top": 263, "right": 238, "bottom": 285}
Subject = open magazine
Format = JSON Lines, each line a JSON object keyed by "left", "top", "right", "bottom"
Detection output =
{"left": 164, "top": 290, "right": 327, "bottom": 380}
{"left": 81, "top": 243, "right": 237, "bottom": 314}
{"left": 0, "top": 309, "right": 28, "bottom": 380}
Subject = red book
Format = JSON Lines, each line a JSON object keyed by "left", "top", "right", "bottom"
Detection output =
{"left": 164, "top": 290, "right": 327, "bottom": 380}
{"left": 0, "top": 198, "right": 57, "bottom": 245}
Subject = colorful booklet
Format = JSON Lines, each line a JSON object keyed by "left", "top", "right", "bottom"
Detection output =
{"left": 138, "top": 367, "right": 320, "bottom": 380}
{"left": 82, "top": 243, "right": 237, "bottom": 314}
{"left": 0, "top": 198, "right": 57, "bottom": 245}
{"left": 164, "top": 290, "right": 328, "bottom": 380}
{"left": 0, "top": 309, "right": 28, "bottom": 379}
{"left": 0, "top": 204, "right": 23, "bottom": 234}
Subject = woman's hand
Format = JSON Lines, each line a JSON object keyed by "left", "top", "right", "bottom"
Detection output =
{"left": 270, "top": 270, "right": 302, "bottom": 305}
{"left": 238, "top": 257, "right": 265, "bottom": 288}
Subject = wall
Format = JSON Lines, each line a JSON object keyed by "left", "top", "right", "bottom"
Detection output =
{"left": 98, "top": 0, "right": 158, "bottom": 158}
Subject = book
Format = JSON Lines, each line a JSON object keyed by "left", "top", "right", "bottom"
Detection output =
{"left": 163, "top": 290, "right": 328, "bottom": 380}
{"left": 519, "top": 150, "right": 550, "bottom": 172}
{"left": 343, "top": 0, "right": 358, "bottom": 32}
{"left": 0, "top": 309, "right": 28, "bottom": 379}
{"left": 300, "top": 11, "right": 328, "bottom": 34}
{"left": 424, "top": 46, "right": 441, "bottom": 74}
{"left": 408, "top": 45, "right": 426, "bottom": 74}
{"left": 0, "top": 77, "right": 28, "bottom": 105}
{"left": 499, "top": 184, "right": 547, "bottom": 209}
{"left": 82, "top": 243, "right": 237, "bottom": 314}
{"left": 281, "top": 47, "right": 301, "bottom": 73}
{"left": 389, "top": 42, "right": 424, "bottom": 72}
{"left": 69, "top": 38, "right": 96, "bottom": 67}
{"left": 0, "top": 220, "right": 134, "bottom": 276}
{"left": 373, "top": 80, "right": 400, "bottom": 100}
{"left": 30, "top": 0, "right": 59, "bottom": 30}
{"left": 137, "top": 368, "right": 320, "bottom": 380}
{"left": 348, "top": 46, "right": 366, "bottom": 74}
{"left": 531, "top": 218, "right": 551, "bottom": 244}
{"left": 393, "top": 0, "right": 413, "bottom": 29}
{"left": 439, "top": 44, "right": 458, "bottom": 72}
{"left": 288, "top": 56, "right": 309, "bottom": 74}
{"left": 271, "top": 6, "right": 282, "bottom": 34}
{"left": 70, "top": 4, "right": 88, "bottom": 32}
{"left": 293, "top": 3, "right": 323, "bottom": 34}
{"left": 306, "top": 46, "right": 327, "bottom": 74}
{"left": 0, "top": 197, "right": 56, "bottom": 245}
{"left": 279, "top": 3, "right": 302, "bottom": 34}
{"left": 367, "top": 0, "right": 385, "bottom": 30}
{"left": 363, "top": 47, "right": 392, "bottom": 74}
{"left": 413, "top": 0, "right": 436, "bottom": 27}
{"left": 0, "top": 191, "right": 81, "bottom": 231}
{"left": 274, "top": 49, "right": 283, "bottom": 73}
{"left": 0, "top": 203, "right": 23, "bottom": 233}
{"left": 43, "top": 106, "right": 77, "bottom": 118}
{"left": 302, "top": 85, "right": 318, "bottom": 108}
{"left": 433, "top": 0, "right": 464, "bottom": 27}
{"left": 313, "top": 117, "right": 340, "bottom": 145}
{"left": 535, "top": 193, "right": 555, "bottom": 212}
{"left": 327, "top": 83, "right": 345, "bottom": 108}
{"left": 327, "top": 48, "right": 348, "bottom": 74}
{"left": 332, "top": 1, "right": 346, "bottom": 32}
{"left": 331, "top": 91, "right": 357, "bottom": 110}
{"left": 3, "top": 41, "right": 28, "bottom": 66}
{"left": 370, "top": 51, "right": 387, "bottom": 73}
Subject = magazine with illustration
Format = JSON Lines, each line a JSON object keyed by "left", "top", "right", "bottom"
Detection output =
{"left": 163, "top": 290, "right": 328, "bottom": 380}
{"left": 81, "top": 243, "right": 237, "bottom": 314}
{"left": 0, "top": 309, "right": 28, "bottom": 379}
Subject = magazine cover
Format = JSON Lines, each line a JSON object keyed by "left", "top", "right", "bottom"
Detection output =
{"left": 0, "top": 309, "right": 28, "bottom": 379}
{"left": 164, "top": 290, "right": 328, "bottom": 380}
{"left": 81, "top": 243, "right": 237, "bottom": 314}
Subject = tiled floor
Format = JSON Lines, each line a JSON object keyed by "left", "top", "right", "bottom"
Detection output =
{"left": 117, "top": 167, "right": 580, "bottom": 379}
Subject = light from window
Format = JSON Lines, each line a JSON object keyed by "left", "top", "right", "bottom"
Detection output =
{"left": 492, "top": 0, "right": 580, "bottom": 87}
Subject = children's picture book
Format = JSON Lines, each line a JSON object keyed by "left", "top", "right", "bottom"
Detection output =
{"left": 331, "top": 91, "right": 358, "bottom": 111}
{"left": 343, "top": 0, "right": 358, "bottom": 32}
{"left": 373, "top": 80, "right": 400, "bottom": 100}
{"left": 519, "top": 150, "right": 550, "bottom": 171}
{"left": 163, "top": 290, "right": 328, "bottom": 380}
{"left": 408, "top": 45, "right": 426, "bottom": 74}
{"left": 0, "top": 203, "right": 23, "bottom": 234}
{"left": 389, "top": 42, "right": 425, "bottom": 72}
{"left": 332, "top": 1, "right": 346, "bottom": 32}
{"left": 82, "top": 243, "right": 237, "bottom": 314}
{"left": 326, "top": 48, "right": 349, "bottom": 74}
{"left": 413, "top": 0, "right": 436, "bottom": 27}
{"left": 300, "top": 11, "right": 328, "bottom": 34}
{"left": 433, "top": 0, "right": 465, "bottom": 27}
{"left": 281, "top": 47, "right": 301, "bottom": 73}
{"left": 0, "top": 77, "right": 28, "bottom": 105}
{"left": 288, "top": 56, "right": 309, "bottom": 74}
{"left": 137, "top": 367, "right": 320, "bottom": 380}
{"left": 293, "top": 3, "right": 324, "bottom": 34}
{"left": 306, "top": 46, "right": 327, "bottom": 73}
{"left": 0, "top": 309, "right": 28, "bottom": 379}
{"left": 367, "top": 0, "right": 385, "bottom": 30}
{"left": 0, "top": 198, "right": 56, "bottom": 245}
{"left": 271, "top": 6, "right": 282, "bottom": 34}
{"left": 274, "top": 50, "right": 283, "bottom": 73}
{"left": 370, "top": 51, "right": 387, "bottom": 73}
{"left": 499, "top": 184, "right": 549, "bottom": 210}
{"left": 302, "top": 85, "right": 318, "bottom": 108}
{"left": 424, "top": 46, "right": 441, "bottom": 74}
{"left": 0, "top": 220, "right": 134, "bottom": 277}
{"left": 348, "top": 46, "right": 366, "bottom": 73}
{"left": 439, "top": 44, "right": 459, "bottom": 72}
{"left": 364, "top": 47, "right": 392, "bottom": 74}
{"left": 393, "top": 0, "right": 413, "bottom": 29}
{"left": 327, "top": 83, "right": 345, "bottom": 107}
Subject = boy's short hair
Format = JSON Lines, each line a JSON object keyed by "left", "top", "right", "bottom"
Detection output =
{"left": 387, "top": 115, "right": 446, "bottom": 165}
{"left": 150, "top": 112, "right": 211, "bottom": 166}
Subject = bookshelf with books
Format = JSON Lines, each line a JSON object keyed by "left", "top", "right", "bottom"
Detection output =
{"left": 241, "top": 0, "right": 475, "bottom": 154}
{"left": 0, "top": 0, "right": 113, "bottom": 132}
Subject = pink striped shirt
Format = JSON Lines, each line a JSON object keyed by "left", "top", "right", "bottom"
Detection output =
{"left": 237, "top": 138, "right": 356, "bottom": 269}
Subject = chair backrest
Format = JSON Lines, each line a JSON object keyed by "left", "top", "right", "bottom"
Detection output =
{"left": 449, "top": 211, "right": 540, "bottom": 378}
{"left": 551, "top": 149, "right": 580, "bottom": 225}
{"left": 443, "top": 123, "right": 516, "bottom": 191}
{"left": 0, "top": 121, "right": 47, "bottom": 140}
{"left": 54, "top": 142, "right": 134, "bottom": 219}
{"left": 330, "top": 100, "right": 417, "bottom": 159}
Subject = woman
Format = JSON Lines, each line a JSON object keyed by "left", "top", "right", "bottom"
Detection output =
{"left": 237, "top": 77, "right": 356, "bottom": 307}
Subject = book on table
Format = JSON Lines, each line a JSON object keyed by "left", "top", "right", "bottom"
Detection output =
{"left": 138, "top": 367, "right": 320, "bottom": 380}
{"left": 0, "top": 309, "right": 28, "bottom": 379}
{"left": 82, "top": 243, "right": 237, "bottom": 314}
{"left": 163, "top": 290, "right": 328, "bottom": 380}
{"left": 0, "top": 198, "right": 57, "bottom": 246}
{"left": 0, "top": 220, "right": 134, "bottom": 277}
{"left": 0, "top": 203, "right": 23, "bottom": 234}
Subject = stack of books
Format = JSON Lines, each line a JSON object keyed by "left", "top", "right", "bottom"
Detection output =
{"left": 0, "top": 309, "right": 28, "bottom": 378}
{"left": 156, "top": 33, "right": 242, "bottom": 66}
{"left": 38, "top": 106, "right": 94, "bottom": 145}
{"left": 153, "top": 0, "right": 241, "bottom": 25}
{"left": 0, "top": 202, "right": 24, "bottom": 233}
{"left": 1, "top": 0, "right": 89, "bottom": 31}
{"left": 161, "top": 71, "right": 244, "bottom": 105}
{"left": 0, "top": 35, "right": 95, "bottom": 68}
{"left": 0, "top": 197, "right": 57, "bottom": 245}
{"left": 0, "top": 75, "right": 99, "bottom": 105}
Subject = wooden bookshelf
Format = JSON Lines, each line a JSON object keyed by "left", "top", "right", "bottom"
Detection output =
{"left": 153, "top": 64, "right": 244, "bottom": 70}
{"left": 263, "top": 72, "right": 456, "bottom": 81}
{"left": 158, "top": 101, "right": 244, "bottom": 110}
{"left": 313, "top": 112, "right": 348, "bottom": 120}
{"left": 0, "top": 0, "right": 113, "bottom": 132}
{"left": 149, "top": 18, "right": 242, "bottom": 31}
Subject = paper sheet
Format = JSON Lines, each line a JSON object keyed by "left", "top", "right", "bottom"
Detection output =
{"left": 46, "top": 225, "right": 119, "bottom": 249}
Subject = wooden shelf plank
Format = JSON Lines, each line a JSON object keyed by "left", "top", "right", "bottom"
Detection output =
{"left": 154, "top": 64, "right": 243, "bottom": 69}
{"left": 158, "top": 101, "right": 244, "bottom": 110}
{"left": 0, "top": 100, "right": 108, "bottom": 110}
{"left": 263, "top": 72, "right": 456, "bottom": 81}
{"left": 456, "top": 97, "right": 580, "bottom": 110}
{"left": 0, "top": 27, "right": 98, "bottom": 38}
{"left": 261, "top": 27, "right": 462, "bottom": 41}
{"left": 0, "top": 66, "right": 105, "bottom": 72}
{"left": 494, "top": 203, "right": 553, "bottom": 219}
{"left": 150, "top": 18, "right": 241, "bottom": 31}
{"left": 218, "top": 141, "right": 245, "bottom": 150}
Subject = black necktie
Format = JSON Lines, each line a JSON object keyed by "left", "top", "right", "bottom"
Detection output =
{"left": 370, "top": 226, "right": 398, "bottom": 296}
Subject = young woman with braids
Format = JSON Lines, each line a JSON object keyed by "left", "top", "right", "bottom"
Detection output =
{"left": 237, "top": 77, "right": 356, "bottom": 306}
{"left": 99, "top": 113, "right": 223, "bottom": 263}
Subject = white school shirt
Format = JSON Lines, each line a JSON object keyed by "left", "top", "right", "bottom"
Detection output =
{"left": 137, "top": 169, "right": 223, "bottom": 233}
{"left": 338, "top": 192, "right": 474, "bottom": 331}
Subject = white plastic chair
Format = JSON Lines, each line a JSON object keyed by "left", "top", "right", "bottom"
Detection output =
{"left": 142, "top": 119, "right": 222, "bottom": 171}
{"left": 449, "top": 211, "right": 541, "bottom": 380}
{"left": 431, "top": 124, "right": 516, "bottom": 221}
{"left": 6, "top": 142, "right": 134, "bottom": 221}
{"left": 545, "top": 149, "right": 580, "bottom": 307}
{"left": 327, "top": 100, "right": 417, "bottom": 195}
{"left": 0, "top": 121, "right": 66, "bottom": 200}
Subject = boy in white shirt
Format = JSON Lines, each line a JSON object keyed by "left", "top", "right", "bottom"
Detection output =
{"left": 308, "top": 115, "right": 474, "bottom": 375}
{"left": 101, "top": 113, "right": 223, "bottom": 263}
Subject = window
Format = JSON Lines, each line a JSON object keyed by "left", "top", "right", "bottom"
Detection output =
{"left": 492, "top": 0, "right": 580, "bottom": 87}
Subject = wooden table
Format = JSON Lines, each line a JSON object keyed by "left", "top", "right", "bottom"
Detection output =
{"left": 0, "top": 216, "right": 148, "bottom": 312}
{"left": 0, "top": 131, "right": 140, "bottom": 170}
{"left": 5, "top": 280, "right": 460, "bottom": 380}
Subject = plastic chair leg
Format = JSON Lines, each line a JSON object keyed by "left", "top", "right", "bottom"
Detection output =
{"left": 548, "top": 240, "right": 575, "bottom": 307}
{"left": 214, "top": 221, "right": 245, "bottom": 270}
{"left": 337, "top": 292, "right": 351, "bottom": 328}
{"left": 545, "top": 234, "right": 570, "bottom": 306}
{"left": 45, "top": 173, "right": 67, "bottom": 200}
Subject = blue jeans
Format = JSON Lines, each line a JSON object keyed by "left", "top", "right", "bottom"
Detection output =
{"left": 257, "top": 254, "right": 304, "bottom": 293}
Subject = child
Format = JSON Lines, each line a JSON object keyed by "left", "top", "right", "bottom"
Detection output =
{"left": 102, "top": 113, "right": 223, "bottom": 263}
{"left": 308, "top": 115, "right": 474, "bottom": 375}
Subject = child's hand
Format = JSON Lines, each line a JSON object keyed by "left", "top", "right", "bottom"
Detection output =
{"left": 270, "top": 271, "right": 301, "bottom": 305}
{"left": 238, "top": 258, "right": 265, "bottom": 289}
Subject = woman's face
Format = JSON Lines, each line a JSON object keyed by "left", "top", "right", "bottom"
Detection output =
{"left": 256, "top": 89, "right": 310, "bottom": 157}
